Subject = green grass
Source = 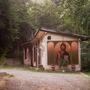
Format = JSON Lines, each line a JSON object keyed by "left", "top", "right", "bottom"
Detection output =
{"left": 85, "top": 72, "right": 90, "bottom": 76}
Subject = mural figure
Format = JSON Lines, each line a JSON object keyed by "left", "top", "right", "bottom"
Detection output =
{"left": 57, "top": 43, "right": 70, "bottom": 69}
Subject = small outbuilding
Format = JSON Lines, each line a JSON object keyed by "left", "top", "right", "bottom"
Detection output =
{"left": 22, "top": 27, "right": 90, "bottom": 71}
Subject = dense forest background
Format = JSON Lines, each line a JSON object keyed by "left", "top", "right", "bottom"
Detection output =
{"left": 0, "top": 0, "right": 90, "bottom": 70}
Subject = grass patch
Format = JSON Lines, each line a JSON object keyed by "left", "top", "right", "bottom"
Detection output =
{"left": 84, "top": 72, "right": 90, "bottom": 76}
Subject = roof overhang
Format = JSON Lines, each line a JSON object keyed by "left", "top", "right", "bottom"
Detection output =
{"left": 31, "top": 30, "right": 47, "bottom": 43}
{"left": 22, "top": 30, "right": 46, "bottom": 47}
{"left": 40, "top": 27, "right": 90, "bottom": 41}
{"left": 22, "top": 27, "right": 90, "bottom": 47}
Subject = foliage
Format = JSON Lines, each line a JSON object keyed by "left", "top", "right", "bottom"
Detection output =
{"left": 59, "top": 0, "right": 90, "bottom": 35}
{"left": 27, "top": 1, "right": 62, "bottom": 29}
{"left": 81, "top": 41, "right": 90, "bottom": 71}
{"left": 26, "top": 0, "right": 90, "bottom": 35}
{"left": 0, "top": 55, "right": 7, "bottom": 65}
{"left": 0, "top": 0, "right": 34, "bottom": 57}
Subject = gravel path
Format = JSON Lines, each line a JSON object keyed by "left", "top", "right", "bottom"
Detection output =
{"left": 0, "top": 69, "right": 90, "bottom": 90}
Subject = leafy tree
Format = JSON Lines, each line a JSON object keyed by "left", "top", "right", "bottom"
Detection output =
{"left": 0, "top": 0, "right": 13, "bottom": 57}
{"left": 59, "top": 0, "right": 90, "bottom": 35}
{"left": 0, "top": 0, "right": 34, "bottom": 57}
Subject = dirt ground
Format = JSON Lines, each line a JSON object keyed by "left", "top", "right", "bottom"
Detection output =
{"left": 0, "top": 69, "right": 90, "bottom": 90}
{"left": 0, "top": 72, "right": 13, "bottom": 90}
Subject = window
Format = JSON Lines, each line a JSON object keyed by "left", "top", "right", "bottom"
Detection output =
{"left": 47, "top": 36, "right": 51, "bottom": 40}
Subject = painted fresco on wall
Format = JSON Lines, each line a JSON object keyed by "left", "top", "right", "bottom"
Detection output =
{"left": 47, "top": 41, "right": 78, "bottom": 66}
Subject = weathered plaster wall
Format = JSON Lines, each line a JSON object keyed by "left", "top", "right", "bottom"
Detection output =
{"left": 39, "top": 33, "right": 81, "bottom": 71}
{"left": 39, "top": 35, "right": 48, "bottom": 68}
{"left": 47, "top": 33, "right": 78, "bottom": 41}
